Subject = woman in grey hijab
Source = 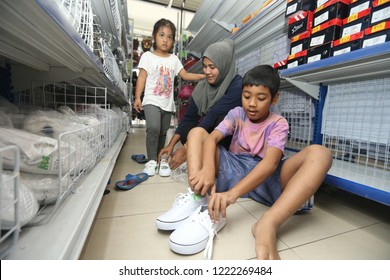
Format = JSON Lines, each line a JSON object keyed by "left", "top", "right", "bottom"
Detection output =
{"left": 159, "top": 38, "right": 243, "bottom": 170}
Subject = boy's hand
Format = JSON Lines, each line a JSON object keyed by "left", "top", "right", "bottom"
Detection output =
{"left": 208, "top": 188, "right": 237, "bottom": 223}
{"left": 188, "top": 168, "right": 215, "bottom": 196}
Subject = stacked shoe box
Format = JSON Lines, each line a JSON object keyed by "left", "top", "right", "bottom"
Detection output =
{"left": 332, "top": 0, "right": 390, "bottom": 55}
{"left": 363, "top": 0, "right": 390, "bottom": 47}
{"left": 278, "top": 0, "right": 389, "bottom": 70}
{"left": 369, "top": 0, "right": 390, "bottom": 26}
{"left": 285, "top": 0, "right": 316, "bottom": 68}
{"left": 341, "top": 3, "right": 372, "bottom": 37}
{"left": 333, "top": 30, "right": 365, "bottom": 56}
{"left": 308, "top": 0, "right": 350, "bottom": 62}
{"left": 273, "top": 59, "right": 288, "bottom": 71}
{"left": 363, "top": 20, "right": 390, "bottom": 47}
{"left": 333, "top": 1, "right": 373, "bottom": 56}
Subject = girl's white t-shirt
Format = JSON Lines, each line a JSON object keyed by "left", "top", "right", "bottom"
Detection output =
{"left": 138, "top": 51, "right": 183, "bottom": 112}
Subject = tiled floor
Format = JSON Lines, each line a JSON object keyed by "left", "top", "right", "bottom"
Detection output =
{"left": 80, "top": 127, "right": 390, "bottom": 260}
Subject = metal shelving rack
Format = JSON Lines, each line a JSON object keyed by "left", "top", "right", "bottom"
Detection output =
{"left": 184, "top": 0, "right": 390, "bottom": 206}
{"left": 0, "top": 0, "right": 130, "bottom": 259}
{"left": 280, "top": 42, "right": 390, "bottom": 206}
{"left": 0, "top": 0, "right": 128, "bottom": 105}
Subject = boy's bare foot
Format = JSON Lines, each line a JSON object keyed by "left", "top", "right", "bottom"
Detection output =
{"left": 252, "top": 219, "right": 281, "bottom": 260}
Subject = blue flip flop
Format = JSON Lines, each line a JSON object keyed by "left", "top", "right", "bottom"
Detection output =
{"left": 131, "top": 154, "right": 148, "bottom": 163}
{"left": 115, "top": 173, "right": 148, "bottom": 190}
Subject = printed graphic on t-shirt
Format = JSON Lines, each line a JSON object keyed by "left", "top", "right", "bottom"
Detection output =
{"left": 153, "top": 65, "right": 174, "bottom": 98}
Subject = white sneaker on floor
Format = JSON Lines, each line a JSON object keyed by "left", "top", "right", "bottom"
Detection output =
{"left": 155, "top": 188, "right": 207, "bottom": 230}
{"left": 297, "top": 195, "right": 314, "bottom": 212}
{"left": 143, "top": 160, "right": 157, "bottom": 176}
{"left": 158, "top": 159, "right": 171, "bottom": 177}
{"left": 169, "top": 205, "right": 226, "bottom": 260}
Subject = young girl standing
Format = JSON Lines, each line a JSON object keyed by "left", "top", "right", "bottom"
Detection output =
{"left": 133, "top": 18, "right": 205, "bottom": 176}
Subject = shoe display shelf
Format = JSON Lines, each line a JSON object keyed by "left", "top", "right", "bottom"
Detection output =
{"left": 5, "top": 131, "right": 126, "bottom": 259}
{"left": 0, "top": 0, "right": 131, "bottom": 259}
{"left": 0, "top": 0, "right": 129, "bottom": 105}
{"left": 2, "top": 82, "right": 129, "bottom": 259}
{"left": 280, "top": 42, "right": 390, "bottom": 206}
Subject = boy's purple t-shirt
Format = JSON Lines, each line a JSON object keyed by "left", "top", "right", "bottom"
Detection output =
{"left": 215, "top": 106, "right": 289, "bottom": 158}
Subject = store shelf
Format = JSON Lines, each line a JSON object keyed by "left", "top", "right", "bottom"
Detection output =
{"left": 231, "top": 0, "right": 287, "bottom": 59}
{"left": 325, "top": 160, "right": 390, "bottom": 206}
{"left": 5, "top": 132, "right": 127, "bottom": 259}
{"left": 280, "top": 41, "right": 390, "bottom": 85}
{"left": 91, "top": 0, "right": 122, "bottom": 50}
{"left": 186, "top": 0, "right": 223, "bottom": 34}
{"left": 185, "top": 19, "right": 233, "bottom": 56}
{"left": 185, "top": 0, "right": 267, "bottom": 56}
{"left": 0, "top": 0, "right": 128, "bottom": 106}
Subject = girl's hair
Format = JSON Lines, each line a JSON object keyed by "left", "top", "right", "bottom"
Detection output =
{"left": 152, "top": 18, "right": 176, "bottom": 51}
{"left": 242, "top": 65, "right": 281, "bottom": 99}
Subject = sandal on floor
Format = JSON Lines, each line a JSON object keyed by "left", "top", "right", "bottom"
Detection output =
{"left": 115, "top": 173, "right": 149, "bottom": 190}
{"left": 131, "top": 154, "right": 148, "bottom": 163}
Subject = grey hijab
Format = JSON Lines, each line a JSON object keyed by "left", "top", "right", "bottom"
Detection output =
{"left": 192, "top": 38, "right": 236, "bottom": 116}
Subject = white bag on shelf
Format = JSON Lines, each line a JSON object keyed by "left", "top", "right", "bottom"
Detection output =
{"left": 20, "top": 172, "right": 65, "bottom": 205}
{"left": 0, "top": 127, "right": 75, "bottom": 175}
{"left": 1, "top": 171, "right": 39, "bottom": 229}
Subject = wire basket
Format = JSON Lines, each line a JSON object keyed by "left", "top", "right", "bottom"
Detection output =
{"left": 56, "top": 0, "right": 94, "bottom": 51}
{"left": 322, "top": 78, "right": 390, "bottom": 171}
{"left": 8, "top": 82, "right": 128, "bottom": 224}
{"left": 273, "top": 88, "right": 315, "bottom": 151}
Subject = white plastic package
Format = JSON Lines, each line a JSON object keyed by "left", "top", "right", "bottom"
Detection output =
{"left": 1, "top": 171, "right": 39, "bottom": 229}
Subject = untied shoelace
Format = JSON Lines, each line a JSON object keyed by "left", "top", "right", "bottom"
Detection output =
{"left": 191, "top": 206, "right": 219, "bottom": 260}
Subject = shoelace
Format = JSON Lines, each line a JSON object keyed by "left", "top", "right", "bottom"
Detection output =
{"left": 173, "top": 188, "right": 193, "bottom": 207}
{"left": 204, "top": 227, "right": 218, "bottom": 260}
{"left": 160, "top": 159, "right": 169, "bottom": 168}
{"left": 191, "top": 207, "right": 219, "bottom": 260}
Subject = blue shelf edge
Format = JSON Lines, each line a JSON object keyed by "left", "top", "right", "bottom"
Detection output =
{"left": 324, "top": 174, "right": 390, "bottom": 207}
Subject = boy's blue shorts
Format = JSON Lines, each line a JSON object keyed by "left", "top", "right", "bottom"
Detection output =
{"left": 216, "top": 146, "right": 284, "bottom": 207}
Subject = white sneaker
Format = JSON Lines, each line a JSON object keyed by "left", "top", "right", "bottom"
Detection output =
{"left": 156, "top": 188, "right": 207, "bottom": 230}
{"left": 297, "top": 195, "right": 314, "bottom": 212}
{"left": 143, "top": 160, "right": 157, "bottom": 176}
{"left": 169, "top": 205, "right": 226, "bottom": 260}
{"left": 158, "top": 159, "right": 171, "bottom": 177}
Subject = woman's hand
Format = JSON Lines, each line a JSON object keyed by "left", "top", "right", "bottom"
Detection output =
{"left": 158, "top": 145, "right": 174, "bottom": 163}
{"left": 169, "top": 146, "right": 187, "bottom": 170}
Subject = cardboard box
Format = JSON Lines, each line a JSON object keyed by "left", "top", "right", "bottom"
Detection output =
{"left": 370, "top": 0, "right": 390, "bottom": 26}
{"left": 290, "top": 31, "right": 311, "bottom": 54}
{"left": 274, "top": 59, "right": 288, "bottom": 70}
{"left": 341, "top": 8, "right": 371, "bottom": 36}
{"left": 349, "top": 0, "right": 373, "bottom": 16}
{"left": 287, "top": 49, "right": 308, "bottom": 68}
{"left": 314, "top": 0, "right": 350, "bottom": 27}
{"left": 310, "top": 18, "right": 343, "bottom": 47}
{"left": 363, "top": 20, "right": 390, "bottom": 47}
{"left": 332, "top": 31, "right": 364, "bottom": 56}
{"left": 288, "top": 10, "right": 314, "bottom": 38}
{"left": 307, "top": 41, "right": 333, "bottom": 63}
{"left": 286, "top": 0, "right": 316, "bottom": 17}
{"left": 316, "top": 0, "right": 332, "bottom": 8}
